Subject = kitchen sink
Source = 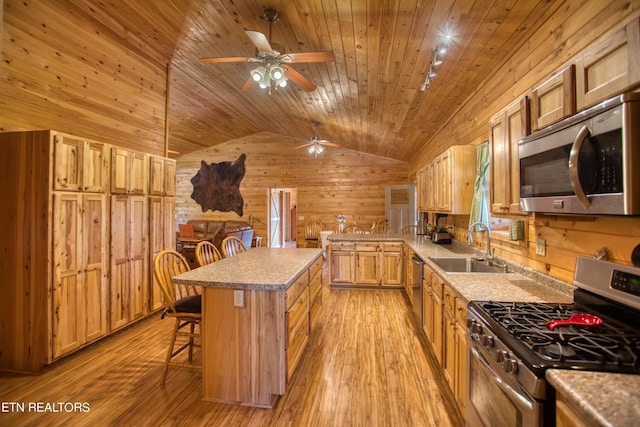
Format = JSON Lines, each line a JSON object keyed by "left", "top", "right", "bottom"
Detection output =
{"left": 429, "top": 257, "right": 509, "bottom": 273}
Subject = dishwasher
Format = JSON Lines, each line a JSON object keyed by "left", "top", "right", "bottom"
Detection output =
{"left": 411, "top": 254, "right": 424, "bottom": 336}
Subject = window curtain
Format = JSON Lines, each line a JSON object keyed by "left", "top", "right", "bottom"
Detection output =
{"left": 469, "top": 142, "right": 489, "bottom": 227}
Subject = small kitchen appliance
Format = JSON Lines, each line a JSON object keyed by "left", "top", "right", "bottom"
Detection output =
{"left": 466, "top": 256, "right": 640, "bottom": 427}
{"left": 432, "top": 214, "right": 452, "bottom": 244}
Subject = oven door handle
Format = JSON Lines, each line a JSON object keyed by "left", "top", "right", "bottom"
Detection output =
{"left": 568, "top": 125, "right": 591, "bottom": 209}
{"left": 471, "top": 346, "right": 534, "bottom": 414}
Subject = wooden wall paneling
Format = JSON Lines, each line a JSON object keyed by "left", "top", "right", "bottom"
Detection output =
{"left": 174, "top": 133, "right": 408, "bottom": 246}
{"left": 0, "top": 131, "right": 52, "bottom": 372}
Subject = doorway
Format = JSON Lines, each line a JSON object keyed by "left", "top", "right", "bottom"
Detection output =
{"left": 267, "top": 188, "right": 298, "bottom": 247}
{"left": 385, "top": 184, "right": 416, "bottom": 233}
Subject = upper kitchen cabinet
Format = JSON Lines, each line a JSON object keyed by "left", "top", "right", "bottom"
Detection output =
{"left": 111, "top": 148, "right": 148, "bottom": 195}
{"left": 53, "top": 133, "right": 110, "bottom": 193}
{"left": 531, "top": 65, "right": 576, "bottom": 132}
{"left": 489, "top": 97, "right": 531, "bottom": 217}
{"left": 433, "top": 145, "right": 475, "bottom": 214}
{"left": 149, "top": 155, "right": 176, "bottom": 196}
{"left": 575, "top": 18, "right": 640, "bottom": 110}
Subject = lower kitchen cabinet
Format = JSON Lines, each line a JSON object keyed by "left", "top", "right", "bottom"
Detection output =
{"left": 423, "top": 264, "right": 469, "bottom": 415}
{"left": 329, "top": 240, "right": 404, "bottom": 287}
{"left": 403, "top": 245, "right": 415, "bottom": 304}
{"left": 309, "top": 256, "right": 323, "bottom": 327}
{"left": 555, "top": 392, "right": 590, "bottom": 427}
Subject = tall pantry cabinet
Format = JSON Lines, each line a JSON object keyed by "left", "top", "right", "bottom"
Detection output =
{"left": 0, "top": 130, "right": 176, "bottom": 373}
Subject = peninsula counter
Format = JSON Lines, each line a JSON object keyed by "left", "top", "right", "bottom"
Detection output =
{"left": 171, "top": 247, "right": 323, "bottom": 408}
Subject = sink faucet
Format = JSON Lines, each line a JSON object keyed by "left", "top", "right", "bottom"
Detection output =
{"left": 468, "top": 222, "right": 493, "bottom": 264}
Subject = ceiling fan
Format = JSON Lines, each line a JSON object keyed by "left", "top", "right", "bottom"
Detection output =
{"left": 199, "top": 8, "right": 335, "bottom": 93}
{"left": 295, "top": 121, "right": 342, "bottom": 156}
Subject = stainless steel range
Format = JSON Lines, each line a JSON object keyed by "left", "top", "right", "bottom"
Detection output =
{"left": 466, "top": 257, "right": 640, "bottom": 427}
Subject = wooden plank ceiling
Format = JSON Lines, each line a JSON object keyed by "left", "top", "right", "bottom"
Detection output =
{"left": 72, "top": 0, "right": 555, "bottom": 161}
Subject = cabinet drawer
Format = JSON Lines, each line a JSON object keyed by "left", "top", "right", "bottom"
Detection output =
{"left": 455, "top": 298, "right": 468, "bottom": 327}
{"left": 309, "top": 256, "right": 323, "bottom": 281}
{"left": 355, "top": 242, "right": 380, "bottom": 252}
{"left": 382, "top": 242, "right": 402, "bottom": 252}
{"left": 331, "top": 242, "right": 355, "bottom": 252}
{"left": 431, "top": 273, "right": 444, "bottom": 298}
{"left": 310, "top": 270, "right": 322, "bottom": 303}
{"left": 286, "top": 272, "right": 309, "bottom": 309}
{"left": 443, "top": 285, "right": 456, "bottom": 312}
{"left": 287, "top": 286, "right": 309, "bottom": 341}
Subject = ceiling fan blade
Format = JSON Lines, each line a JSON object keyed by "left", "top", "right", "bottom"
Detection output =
{"left": 294, "top": 143, "right": 312, "bottom": 149}
{"left": 284, "top": 66, "right": 317, "bottom": 92}
{"left": 199, "top": 56, "right": 253, "bottom": 63}
{"left": 321, "top": 141, "right": 342, "bottom": 148}
{"left": 282, "top": 52, "right": 336, "bottom": 63}
{"left": 246, "top": 30, "right": 273, "bottom": 52}
{"left": 241, "top": 77, "right": 255, "bottom": 92}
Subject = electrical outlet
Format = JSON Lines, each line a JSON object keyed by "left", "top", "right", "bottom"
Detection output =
{"left": 233, "top": 290, "right": 245, "bottom": 307}
{"left": 536, "top": 239, "right": 546, "bottom": 256}
{"left": 299, "top": 215, "right": 304, "bottom": 221}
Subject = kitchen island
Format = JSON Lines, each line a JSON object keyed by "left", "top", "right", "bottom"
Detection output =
{"left": 171, "top": 247, "right": 323, "bottom": 408}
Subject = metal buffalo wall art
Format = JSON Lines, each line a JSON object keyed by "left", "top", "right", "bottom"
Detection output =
{"left": 190, "top": 153, "right": 246, "bottom": 215}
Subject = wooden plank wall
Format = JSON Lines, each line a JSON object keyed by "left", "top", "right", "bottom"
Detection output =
{"left": 410, "top": 4, "right": 640, "bottom": 282}
{"left": 175, "top": 132, "right": 408, "bottom": 245}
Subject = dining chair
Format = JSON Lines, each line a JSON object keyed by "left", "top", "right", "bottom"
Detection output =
{"left": 153, "top": 249, "right": 201, "bottom": 385}
{"left": 371, "top": 224, "right": 391, "bottom": 233}
{"left": 401, "top": 225, "right": 418, "bottom": 234}
{"left": 304, "top": 220, "right": 323, "bottom": 248}
{"left": 221, "top": 236, "right": 247, "bottom": 257}
{"left": 195, "top": 240, "right": 223, "bottom": 266}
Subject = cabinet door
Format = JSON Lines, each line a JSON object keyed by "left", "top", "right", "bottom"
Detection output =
{"left": 443, "top": 306, "right": 456, "bottom": 387}
{"left": 330, "top": 251, "right": 354, "bottom": 284}
{"left": 576, "top": 18, "right": 640, "bottom": 110}
{"left": 149, "top": 196, "right": 174, "bottom": 312}
{"left": 382, "top": 251, "right": 403, "bottom": 286}
{"left": 490, "top": 97, "right": 531, "bottom": 216}
{"left": 129, "top": 195, "right": 148, "bottom": 320}
{"left": 426, "top": 162, "right": 435, "bottom": 211}
{"left": 455, "top": 321, "right": 468, "bottom": 414}
{"left": 52, "top": 193, "right": 84, "bottom": 358}
{"left": 82, "top": 194, "right": 108, "bottom": 342}
{"left": 355, "top": 252, "right": 380, "bottom": 285}
{"left": 435, "top": 151, "right": 452, "bottom": 211}
{"left": 130, "top": 152, "right": 148, "bottom": 195}
{"left": 149, "top": 156, "right": 165, "bottom": 196}
{"left": 164, "top": 159, "right": 176, "bottom": 196}
{"left": 110, "top": 195, "right": 130, "bottom": 330}
{"left": 83, "top": 142, "right": 109, "bottom": 193}
{"left": 532, "top": 65, "right": 576, "bottom": 131}
{"left": 53, "top": 134, "right": 83, "bottom": 191}
{"left": 432, "top": 291, "right": 443, "bottom": 365}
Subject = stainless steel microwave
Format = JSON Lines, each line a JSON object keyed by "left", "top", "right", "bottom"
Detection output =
{"left": 518, "top": 91, "right": 640, "bottom": 215}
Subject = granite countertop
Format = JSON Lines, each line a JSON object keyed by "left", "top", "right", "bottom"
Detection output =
{"left": 547, "top": 370, "right": 640, "bottom": 426}
{"left": 171, "top": 247, "right": 323, "bottom": 291}
{"left": 329, "top": 233, "right": 575, "bottom": 302}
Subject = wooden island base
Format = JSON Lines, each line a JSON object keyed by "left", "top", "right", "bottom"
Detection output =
{"left": 171, "top": 247, "right": 323, "bottom": 408}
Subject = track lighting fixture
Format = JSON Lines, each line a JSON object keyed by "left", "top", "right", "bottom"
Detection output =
{"left": 420, "top": 30, "right": 453, "bottom": 92}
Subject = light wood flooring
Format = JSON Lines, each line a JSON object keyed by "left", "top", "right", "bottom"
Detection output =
{"left": 0, "top": 271, "right": 463, "bottom": 426}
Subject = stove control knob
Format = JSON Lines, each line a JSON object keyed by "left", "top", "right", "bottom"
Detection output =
{"left": 471, "top": 322, "right": 483, "bottom": 335}
{"left": 504, "top": 358, "right": 519, "bottom": 374}
{"left": 482, "top": 335, "right": 494, "bottom": 347}
{"left": 495, "top": 350, "right": 506, "bottom": 363}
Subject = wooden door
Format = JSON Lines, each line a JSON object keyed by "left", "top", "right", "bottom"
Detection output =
{"left": 110, "top": 195, "right": 130, "bottom": 329}
{"left": 82, "top": 194, "right": 108, "bottom": 342}
{"left": 385, "top": 184, "right": 416, "bottom": 233}
{"left": 355, "top": 252, "right": 380, "bottom": 285}
{"left": 148, "top": 156, "right": 165, "bottom": 196}
{"left": 129, "top": 195, "right": 148, "bottom": 320}
{"left": 82, "top": 141, "right": 109, "bottom": 193}
{"left": 53, "top": 134, "right": 83, "bottom": 191}
{"left": 330, "top": 250, "right": 354, "bottom": 284}
{"left": 164, "top": 159, "right": 176, "bottom": 196}
{"left": 52, "top": 193, "right": 84, "bottom": 358}
{"left": 130, "top": 152, "right": 148, "bottom": 195}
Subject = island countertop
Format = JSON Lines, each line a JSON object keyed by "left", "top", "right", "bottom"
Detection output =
{"left": 171, "top": 247, "right": 323, "bottom": 290}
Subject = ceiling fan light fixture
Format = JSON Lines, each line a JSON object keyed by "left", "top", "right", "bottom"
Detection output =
{"left": 269, "top": 65, "right": 284, "bottom": 80}
{"left": 251, "top": 66, "right": 266, "bottom": 82}
{"left": 278, "top": 77, "right": 287, "bottom": 88}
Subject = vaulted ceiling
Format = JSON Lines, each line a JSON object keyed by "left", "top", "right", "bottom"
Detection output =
{"left": 75, "top": 0, "right": 557, "bottom": 161}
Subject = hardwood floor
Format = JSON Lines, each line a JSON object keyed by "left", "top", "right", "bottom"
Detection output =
{"left": 0, "top": 271, "right": 463, "bottom": 426}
